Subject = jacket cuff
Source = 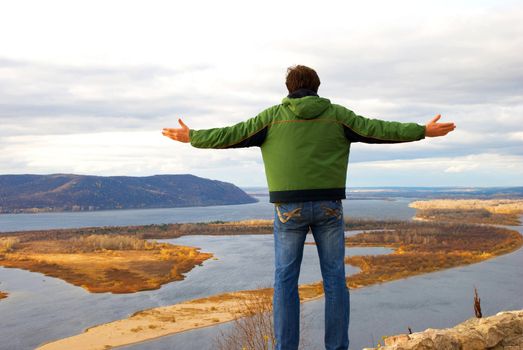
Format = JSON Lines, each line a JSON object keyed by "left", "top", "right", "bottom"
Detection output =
{"left": 419, "top": 124, "right": 426, "bottom": 139}
{"left": 189, "top": 129, "right": 197, "bottom": 146}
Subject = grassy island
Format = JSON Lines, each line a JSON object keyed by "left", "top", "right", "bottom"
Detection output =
{"left": 0, "top": 233, "right": 212, "bottom": 293}
{"left": 0, "top": 220, "right": 276, "bottom": 294}
{"left": 35, "top": 214, "right": 523, "bottom": 350}
{"left": 0, "top": 219, "right": 274, "bottom": 241}
{"left": 410, "top": 199, "right": 523, "bottom": 225}
{"left": 343, "top": 219, "right": 522, "bottom": 287}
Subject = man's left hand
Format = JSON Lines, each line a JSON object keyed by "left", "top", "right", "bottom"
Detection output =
{"left": 425, "top": 114, "right": 456, "bottom": 137}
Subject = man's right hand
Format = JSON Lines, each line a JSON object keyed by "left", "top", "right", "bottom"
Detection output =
{"left": 425, "top": 114, "right": 456, "bottom": 137}
{"left": 162, "top": 119, "right": 191, "bottom": 143}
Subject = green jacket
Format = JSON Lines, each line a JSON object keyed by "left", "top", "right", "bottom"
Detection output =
{"left": 190, "top": 91, "right": 425, "bottom": 203}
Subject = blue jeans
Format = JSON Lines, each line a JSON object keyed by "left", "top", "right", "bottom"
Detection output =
{"left": 273, "top": 200, "right": 350, "bottom": 350}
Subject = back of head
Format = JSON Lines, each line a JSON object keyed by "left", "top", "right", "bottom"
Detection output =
{"left": 285, "top": 65, "right": 321, "bottom": 94}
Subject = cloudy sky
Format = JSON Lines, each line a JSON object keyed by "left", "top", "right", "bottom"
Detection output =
{"left": 1, "top": 0, "right": 522, "bottom": 187}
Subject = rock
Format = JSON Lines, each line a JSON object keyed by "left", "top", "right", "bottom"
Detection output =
{"left": 407, "top": 337, "right": 434, "bottom": 350}
{"left": 489, "top": 345, "right": 504, "bottom": 350}
{"left": 431, "top": 332, "right": 460, "bottom": 350}
{"left": 384, "top": 334, "right": 410, "bottom": 346}
{"left": 476, "top": 323, "right": 505, "bottom": 347}
{"left": 365, "top": 310, "right": 523, "bottom": 350}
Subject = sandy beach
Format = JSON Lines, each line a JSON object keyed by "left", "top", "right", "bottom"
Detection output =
{"left": 36, "top": 286, "right": 326, "bottom": 350}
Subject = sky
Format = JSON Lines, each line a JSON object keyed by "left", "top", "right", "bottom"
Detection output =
{"left": 1, "top": 0, "right": 522, "bottom": 187}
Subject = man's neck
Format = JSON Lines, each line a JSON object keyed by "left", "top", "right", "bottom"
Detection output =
{"left": 287, "top": 88, "right": 319, "bottom": 99}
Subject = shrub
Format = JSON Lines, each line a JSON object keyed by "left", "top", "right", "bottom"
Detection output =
{"left": 214, "top": 286, "right": 311, "bottom": 350}
{"left": 71, "top": 234, "right": 152, "bottom": 251}
{"left": 0, "top": 237, "right": 20, "bottom": 252}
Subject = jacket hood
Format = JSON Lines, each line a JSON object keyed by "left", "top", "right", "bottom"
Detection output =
{"left": 282, "top": 95, "right": 331, "bottom": 119}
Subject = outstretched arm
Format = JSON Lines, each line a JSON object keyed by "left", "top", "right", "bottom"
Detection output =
{"left": 162, "top": 108, "right": 273, "bottom": 148}
{"left": 338, "top": 107, "right": 455, "bottom": 143}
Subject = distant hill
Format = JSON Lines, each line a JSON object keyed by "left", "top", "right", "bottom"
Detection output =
{"left": 0, "top": 174, "right": 257, "bottom": 214}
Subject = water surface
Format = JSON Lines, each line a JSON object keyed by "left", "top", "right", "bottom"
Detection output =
{"left": 0, "top": 201, "right": 520, "bottom": 350}
{"left": 0, "top": 232, "right": 390, "bottom": 350}
{"left": 0, "top": 197, "right": 416, "bottom": 232}
{"left": 120, "top": 234, "right": 523, "bottom": 350}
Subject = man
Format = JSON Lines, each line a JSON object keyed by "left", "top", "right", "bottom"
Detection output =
{"left": 162, "top": 65, "right": 455, "bottom": 350}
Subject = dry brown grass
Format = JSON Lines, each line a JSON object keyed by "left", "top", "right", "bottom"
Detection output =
{"left": 0, "top": 291, "right": 7, "bottom": 300}
{"left": 0, "top": 220, "right": 274, "bottom": 244}
{"left": 343, "top": 220, "right": 523, "bottom": 288}
{"left": 224, "top": 219, "right": 274, "bottom": 226}
{"left": 70, "top": 234, "right": 155, "bottom": 251}
{"left": 214, "top": 288, "right": 276, "bottom": 350}
{"left": 0, "top": 237, "right": 20, "bottom": 252}
{"left": 0, "top": 237, "right": 213, "bottom": 293}
{"left": 409, "top": 199, "right": 523, "bottom": 213}
{"left": 409, "top": 199, "right": 523, "bottom": 225}
{"left": 213, "top": 285, "right": 311, "bottom": 350}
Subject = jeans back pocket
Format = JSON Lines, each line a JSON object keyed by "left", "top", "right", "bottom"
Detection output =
{"left": 275, "top": 202, "right": 303, "bottom": 224}
{"left": 319, "top": 200, "right": 343, "bottom": 220}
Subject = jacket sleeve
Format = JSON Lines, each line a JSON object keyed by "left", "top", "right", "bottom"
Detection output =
{"left": 189, "top": 107, "right": 273, "bottom": 149}
{"left": 336, "top": 106, "right": 426, "bottom": 144}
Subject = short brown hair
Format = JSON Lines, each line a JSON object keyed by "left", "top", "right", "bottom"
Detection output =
{"left": 285, "top": 65, "right": 321, "bottom": 93}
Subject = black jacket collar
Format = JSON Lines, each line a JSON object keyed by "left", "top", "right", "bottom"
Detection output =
{"left": 287, "top": 88, "right": 319, "bottom": 99}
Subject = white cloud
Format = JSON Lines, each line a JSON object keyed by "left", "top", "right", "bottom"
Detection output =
{"left": 0, "top": 130, "right": 266, "bottom": 185}
{"left": 354, "top": 153, "right": 523, "bottom": 170}
{"left": 0, "top": 0, "right": 522, "bottom": 186}
{"left": 347, "top": 153, "right": 523, "bottom": 186}
{"left": 509, "top": 132, "right": 523, "bottom": 141}
{"left": 444, "top": 164, "right": 480, "bottom": 173}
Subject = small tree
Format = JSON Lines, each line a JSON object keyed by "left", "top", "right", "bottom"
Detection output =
{"left": 474, "top": 286, "right": 482, "bottom": 318}
{"left": 214, "top": 285, "right": 311, "bottom": 350}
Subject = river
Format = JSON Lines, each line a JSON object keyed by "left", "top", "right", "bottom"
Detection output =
{"left": 0, "top": 197, "right": 415, "bottom": 232}
{"left": 0, "top": 196, "right": 522, "bottom": 350}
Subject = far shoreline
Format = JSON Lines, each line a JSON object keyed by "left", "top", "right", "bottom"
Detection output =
{"left": 0, "top": 197, "right": 260, "bottom": 216}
